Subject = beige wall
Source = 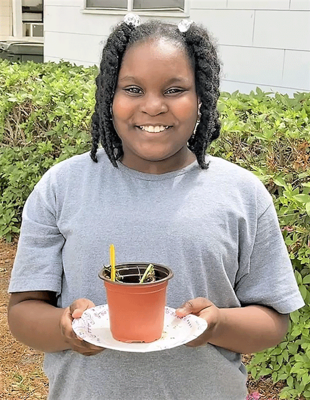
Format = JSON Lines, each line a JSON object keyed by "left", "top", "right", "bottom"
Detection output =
{"left": 0, "top": 0, "right": 13, "bottom": 37}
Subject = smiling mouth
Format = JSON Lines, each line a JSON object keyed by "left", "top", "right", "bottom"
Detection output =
{"left": 137, "top": 125, "right": 171, "bottom": 133}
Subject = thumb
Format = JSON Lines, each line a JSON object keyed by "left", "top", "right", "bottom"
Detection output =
{"left": 176, "top": 300, "right": 195, "bottom": 318}
{"left": 176, "top": 298, "right": 213, "bottom": 318}
{"left": 71, "top": 308, "right": 85, "bottom": 319}
{"left": 70, "top": 298, "right": 95, "bottom": 319}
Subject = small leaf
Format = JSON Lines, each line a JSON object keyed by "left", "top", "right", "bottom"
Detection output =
{"left": 303, "top": 275, "right": 310, "bottom": 284}
{"left": 274, "top": 177, "right": 287, "bottom": 187}
{"left": 287, "top": 375, "right": 294, "bottom": 388}
{"left": 293, "top": 194, "right": 310, "bottom": 204}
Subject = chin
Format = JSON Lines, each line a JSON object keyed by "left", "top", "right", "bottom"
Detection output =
{"left": 140, "top": 152, "right": 173, "bottom": 162}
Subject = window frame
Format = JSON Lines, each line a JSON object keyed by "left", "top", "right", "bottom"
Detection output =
{"left": 83, "top": 0, "right": 190, "bottom": 18}
{"left": 12, "top": 0, "right": 44, "bottom": 42}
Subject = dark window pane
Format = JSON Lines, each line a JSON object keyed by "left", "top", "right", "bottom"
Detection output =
{"left": 133, "top": 0, "right": 184, "bottom": 11}
{"left": 86, "top": 0, "right": 127, "bottom": 9}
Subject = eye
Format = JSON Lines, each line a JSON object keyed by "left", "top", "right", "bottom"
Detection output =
{"left": 165, "top": 87, "right": 185, "bottom": 95}
{"left": 124, "top": 86, "right": 143, "bottom": 95}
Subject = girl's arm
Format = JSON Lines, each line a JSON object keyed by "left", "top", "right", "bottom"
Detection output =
{"left": 8, "top": 292, "right": 104, "bottom": 355}
{"left": 176, "top": 297, "right": 289, "bottom": 354}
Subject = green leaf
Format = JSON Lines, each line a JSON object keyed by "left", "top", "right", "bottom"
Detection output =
{"left": 299, "top": 285, "right": 308, "bottom": 300}
{"left": 294, "top": 194, "right": 310, "bottom": 204}
{"left": 290, "top": 310, "right": 300, "bottom": 323}
{"left": 287, "top": 375, "right": 294, "bottom": 388}
{"left": 259, "top": 367, "right": 272, "bottom": 376}
{"left": 302, "top": 373, "right": 310, "bottom": 386}
{"left": 274, "top": 177, "right": 287, "bottom": 187}
{"left": 282, "top": 349, "right": 289, "bottom": 362}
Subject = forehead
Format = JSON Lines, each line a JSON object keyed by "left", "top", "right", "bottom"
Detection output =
{"left": 118, "top": 38, "right": 194, "bottom": 83}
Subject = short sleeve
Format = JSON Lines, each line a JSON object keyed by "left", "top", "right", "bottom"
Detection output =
{"left": 235, "top": 202, "right": 304, "bottom": 314}
{"left": 8, "top": 171, "right": 64, "bottom": 294}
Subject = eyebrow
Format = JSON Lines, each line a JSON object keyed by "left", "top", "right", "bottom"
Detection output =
{"left": 118, "top": 76, "right": 190, "bottom": 85}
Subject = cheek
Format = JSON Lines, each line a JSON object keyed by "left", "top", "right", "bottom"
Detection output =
{"left": 112, "top": 96, "right": 133, "bottom": 121}
{"left": 174, "top": 97, "right": 198, "bottom": 122}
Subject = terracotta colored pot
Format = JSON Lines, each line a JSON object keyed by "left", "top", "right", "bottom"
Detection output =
{"left": 98, "top": 263, "right": 173, "bottom": 343}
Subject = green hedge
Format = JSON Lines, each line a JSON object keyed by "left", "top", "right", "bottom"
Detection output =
{"left": 0, "top": 60, "right": 96, "bottom": 239}
{"left": 0, "top": 60, "right": 309, "bottom": 399}
{"left": 213, "top": 90, "right": 310, "bottom": 399}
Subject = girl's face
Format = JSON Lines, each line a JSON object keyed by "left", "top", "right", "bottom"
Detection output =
{"left": 112, "top": 38, "right": 199, "bottom": 174}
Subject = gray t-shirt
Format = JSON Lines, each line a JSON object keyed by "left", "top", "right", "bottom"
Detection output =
{"left": 9, "top": 150, "right": 304, "bottom": 400}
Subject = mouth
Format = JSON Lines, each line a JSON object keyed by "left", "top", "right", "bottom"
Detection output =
{"left": 136, "top": 125, "right": 172, "bottom": 133}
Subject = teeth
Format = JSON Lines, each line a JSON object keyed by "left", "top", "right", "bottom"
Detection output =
{"left": 139, "top": 125, "right": 169, "bottom": 133}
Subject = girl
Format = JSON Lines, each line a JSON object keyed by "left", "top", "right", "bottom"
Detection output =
{"left": 8, "top": 15, "right": 304, "bottom": 400}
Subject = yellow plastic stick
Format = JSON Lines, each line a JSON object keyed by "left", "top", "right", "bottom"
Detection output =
{"left": 110, "top": 244, "right": 116, "bottom": 281}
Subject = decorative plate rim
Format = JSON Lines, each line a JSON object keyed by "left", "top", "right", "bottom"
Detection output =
{"left": 72, "top": 305, "right": 207, "bottom": 353}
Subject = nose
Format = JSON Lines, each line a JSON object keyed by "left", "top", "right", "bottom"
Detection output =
{"left": 140, "top": 93, "right": 168, "bottom": 116}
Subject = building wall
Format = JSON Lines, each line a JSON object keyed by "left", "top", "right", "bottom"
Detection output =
{"left": 0, "top": 0, "right": 13, "bottom": 37}
{"left": 191, "top": 0, "right": 310, "bottom": 95}
{"left": 44, "top": 0, "right": 310, "bottom": 96}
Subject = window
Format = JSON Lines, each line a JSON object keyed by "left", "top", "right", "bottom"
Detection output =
{"left": 133, "top": 0, "right": 184, "bottom": 12}
{"left": 86, "top": 0, "right": 127, "bottom": 9}
{"left": 85, "top": 0, "right": 185, "bottom": 12}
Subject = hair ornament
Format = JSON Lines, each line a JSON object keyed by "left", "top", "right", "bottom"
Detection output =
{"left": 123, "top": 13, "right": 141, "bottom": 28}
{"left": 178, "top": 19, "right": 193, "bottom": 33}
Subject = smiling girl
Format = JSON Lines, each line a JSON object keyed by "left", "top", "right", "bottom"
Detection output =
{"left": 8, "top": 15, "right": 303, "bottom": 400}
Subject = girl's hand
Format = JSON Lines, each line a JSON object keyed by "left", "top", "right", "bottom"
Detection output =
{"left": 176, "top": 297, "right": 221, "bottom": 347}
{"left": 59, "top": 298, "right": 105, "bottom": 356}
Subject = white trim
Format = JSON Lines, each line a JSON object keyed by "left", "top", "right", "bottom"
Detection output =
{"left": 83, "top": 0, "right": 190, "bottom": 18}
{"left": 222, "top": 78, "right": 310, "bottom": 92}
{"left": 184, "top": 0, "right": 190, "bottom": 15}
{"left": 82, "top": 9, "right": 189, "bottom": 17}
{"left": 0, "top": 35, "right": 43, "bottom": 43}
{"left": 128, "top": 0, "right": 133, "bottom": 12}
{"left": 12, "top": 0, "right": 23, "bottom": 37}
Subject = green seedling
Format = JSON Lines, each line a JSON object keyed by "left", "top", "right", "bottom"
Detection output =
{"left": 139, "top": 264, "right": 155, "bottom": 284}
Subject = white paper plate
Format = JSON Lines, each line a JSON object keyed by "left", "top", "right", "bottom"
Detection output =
{"left": 72, "top": 305, "right": 207, "bottom": 353}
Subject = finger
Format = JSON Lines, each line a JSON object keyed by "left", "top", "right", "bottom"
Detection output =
{"left": 69, "top": 298, "right": 95, "bottom": 316}
{"left": 59, "top": 307, "right": 102, "bottom": 353}
{"left": 71, "top": 308, "right": 85, "bottom": 319}
{"left": 66, "top": 327, "right": 107, "bottom": 354}
{"left": 72, "top": 338, "right": 106, "bottom": 353}
{"left": 72, "top": 340, "right": 100, "bottom": 350}
{"left": 80, "top": 349, "right": 105, "bottom": 356}
{"left": 184, "top": 307, "right": 218, "bottom": 347}
{"left": 71, "top": 342, "right": 106, "bottom": 355}
{"left": 60, "top": 308, "right": 84, "bottom": 342}
{"left": 176, "top": 297, "right": 212, "bottom": 317}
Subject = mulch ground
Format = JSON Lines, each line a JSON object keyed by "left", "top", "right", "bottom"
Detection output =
{"left": 0, "top": 238, "right": 288, "bottom": 399}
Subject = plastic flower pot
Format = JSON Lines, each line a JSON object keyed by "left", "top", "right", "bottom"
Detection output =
{"left": 98, "top": 263, "right": 173, "bottom": 343}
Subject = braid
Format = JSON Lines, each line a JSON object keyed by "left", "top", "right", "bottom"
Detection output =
{"left": 90, "top": 19, "right": 221, "bottom": 170}
{"left": 90, "top": 22, "right": 136, "bottom": 165}
{"left": 183, "top": 25, "right": 221, "bottom": 169}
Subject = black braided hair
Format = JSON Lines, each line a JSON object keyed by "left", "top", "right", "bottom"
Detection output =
{"left": 90, "top": 19, "right": 221, "bottom": 169}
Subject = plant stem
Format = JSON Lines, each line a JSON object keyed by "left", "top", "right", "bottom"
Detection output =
{"left": 139, "top": 264, "right": 154, "bottom": 284}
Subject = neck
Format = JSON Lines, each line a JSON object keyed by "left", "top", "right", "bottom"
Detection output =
{"left": 121, "top": 149, "right": 196, "bottom": 174}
